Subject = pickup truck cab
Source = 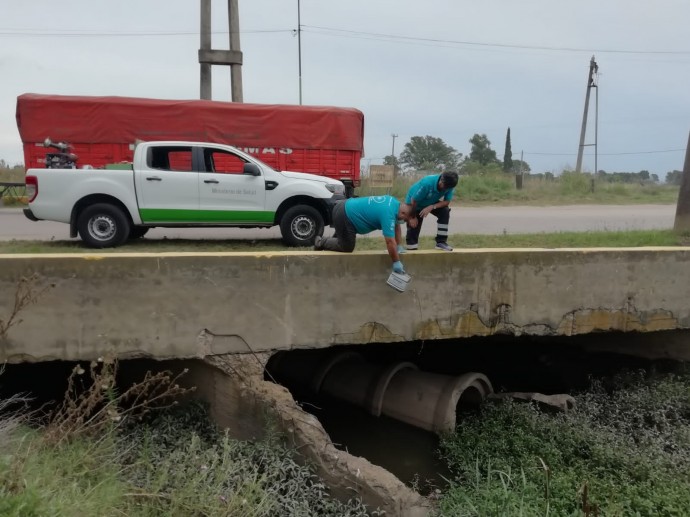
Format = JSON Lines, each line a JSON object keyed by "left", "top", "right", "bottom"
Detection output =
{"left": 24, "top": 141, "right": 345, "bottom": 248}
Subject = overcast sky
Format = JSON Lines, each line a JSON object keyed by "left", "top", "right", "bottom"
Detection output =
{"left": 2, "top": 0, "right": 689, "bottom": 177}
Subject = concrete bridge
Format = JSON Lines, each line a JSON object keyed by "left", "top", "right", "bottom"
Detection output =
{"left": 2, "top": 248, "right": 689, "bottom": 362}
{"left": 1, "top": 248, "right": 689, "bottom": 516}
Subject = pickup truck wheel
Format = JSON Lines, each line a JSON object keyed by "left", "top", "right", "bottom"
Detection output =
{"left": 77, "top": 203, "right": 130, "bottom": 248}
{"left": 280, "top": 205, "right": 324, "bottom": 247}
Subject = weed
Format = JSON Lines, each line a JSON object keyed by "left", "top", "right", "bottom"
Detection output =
{"left": 0, "top": 274, "right": 52, "bottom": 341}
{"left": 437, "top": 369, "right": 690, "bottom": 516}
{"left": 44, "top": 355, "right": 193, "bottom": 445}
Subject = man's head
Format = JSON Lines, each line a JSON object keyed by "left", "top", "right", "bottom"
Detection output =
{"left": 438, "top": 171, "right": 459, "bottom": 191}
{"left": 398, "top": 202, "right": 414, "bottom": 222}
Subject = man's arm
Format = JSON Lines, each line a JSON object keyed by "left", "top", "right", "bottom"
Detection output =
{"left": 385, "top": 236, "right": 399, "bottom": 262}
{"left": 419, "top": 199, "right": 449, "bottom": 217}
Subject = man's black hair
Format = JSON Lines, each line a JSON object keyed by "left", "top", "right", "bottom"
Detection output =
{"left": 441, "top": 171, "right": 459, "bottom": 189}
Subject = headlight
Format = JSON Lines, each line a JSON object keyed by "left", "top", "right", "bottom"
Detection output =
{"left": 325, "top": 183, "right": 345, "bottom": 194}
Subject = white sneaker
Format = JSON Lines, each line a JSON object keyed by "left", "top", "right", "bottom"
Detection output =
{"left": 435, "top": 242, "right": 453, "bottom": 251}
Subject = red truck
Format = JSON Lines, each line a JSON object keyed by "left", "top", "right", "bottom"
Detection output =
{"left": 16, "top": 93, "right": 364, "bottom": 196}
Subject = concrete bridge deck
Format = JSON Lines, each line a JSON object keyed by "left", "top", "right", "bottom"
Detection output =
{"left": 1, "top": 247, "right": 689, "bottom": 363}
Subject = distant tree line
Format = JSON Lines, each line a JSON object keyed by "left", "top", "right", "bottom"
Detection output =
{"left": 381, "top": 129, "right": 681, "bottom": 184}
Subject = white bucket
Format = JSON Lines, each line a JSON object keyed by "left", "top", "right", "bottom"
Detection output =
{"left": 387, "top": 272, "right": 412, "bottom": 292}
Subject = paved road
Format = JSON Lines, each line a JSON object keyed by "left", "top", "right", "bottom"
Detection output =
{"left": 0, "top": 204, "right": 676, "bottom": 242}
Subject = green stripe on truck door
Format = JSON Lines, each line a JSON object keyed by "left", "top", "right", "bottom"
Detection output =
{"left": 139, "top": 209, "right": 275, "bottom": 223}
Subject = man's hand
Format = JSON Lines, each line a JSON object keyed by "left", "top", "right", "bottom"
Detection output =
{"left": 392, "top": 261, "right": 405, "bottom": 274}
{"left": 408, "top": 216, "right": 419, "bottom": 229}
{"left": 420, "top": 205, "right": 434, "bottom": 218}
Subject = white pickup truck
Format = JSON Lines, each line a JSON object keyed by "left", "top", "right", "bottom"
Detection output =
{"left": 23, "top": 141, "right": 345, "bottom": 248}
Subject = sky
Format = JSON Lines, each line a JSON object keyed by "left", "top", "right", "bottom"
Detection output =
{"left": 2, "top": 0, "right": 689, "bottom": 178}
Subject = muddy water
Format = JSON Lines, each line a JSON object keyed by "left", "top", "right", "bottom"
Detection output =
{"left": 298, "top": 394, "right": 453, "bottom": 494}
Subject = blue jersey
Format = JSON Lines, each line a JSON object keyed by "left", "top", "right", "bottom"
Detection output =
{"left": 405, "top": 173, "right": 454, "bottom": 209}
{"left": 344, "top": 195, "right": 400, "bottom": 238}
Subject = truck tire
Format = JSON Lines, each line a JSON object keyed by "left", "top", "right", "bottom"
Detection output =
{"left": 77, "top": 203, "right": 130, "bottom": 248}
{"left": 128, "top": 227, "right": 150, "bottom": 239}
{"left": 280, "top": 205, "right": 324, "bottom": 247}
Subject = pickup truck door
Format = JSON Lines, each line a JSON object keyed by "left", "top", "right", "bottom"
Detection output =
{"left": 136, "top": 145, "right": 200, "bottom": 223}
{"left": 197, "top": 146, "right": 270, "bottom": 223}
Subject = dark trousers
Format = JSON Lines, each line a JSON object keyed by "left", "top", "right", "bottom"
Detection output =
{"left": 321, "top": 200, "right": 357, "bottom": 252}
{"left": 406, "top": 206, "right": 450, "bottom": 248}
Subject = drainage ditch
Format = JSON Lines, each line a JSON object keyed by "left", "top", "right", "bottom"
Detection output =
{"left": 1, "top": 331, "right": 685, "bottom": 508}
{"left": 265, "top": 332, "right": 685, "bottom": 493}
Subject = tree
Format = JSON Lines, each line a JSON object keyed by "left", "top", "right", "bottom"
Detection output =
{"left": 469, "top": 134, "right": 498, "bottom": 166}
{"left": 511, "top": 159, "right": 531, "bottom": 174}
{"left": 667, "top": 170, "right": 683, "bottom": 185}
{"left": 383, "top": 155, "right": 400, "bottom": 169}
{"left": 399, "top": 135, "right": 462, "bottom": 171}
{"left": 503, "top": 127, "right": 513, "bottom": 173}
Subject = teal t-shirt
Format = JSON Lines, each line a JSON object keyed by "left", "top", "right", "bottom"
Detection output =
{"left": 405, "top": 173, "right": 454, "bottom": 209}
{"left": 344, "top": 195, "right": 400, "bottom": 237}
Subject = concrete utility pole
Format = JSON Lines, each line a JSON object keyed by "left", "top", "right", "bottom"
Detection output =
{"left": 575, "top": 55, "right": 599, "bottom": 173}
{"left": 228, "top": 0, "right": 243, "bottom": 102}
{"left": 391, "top": 133, "right": 398, "bottom": 157}
{"left": 673, "top": 131, "right": 690, "bottom": 232}
{"left": 200, "top": 0, "right": 212, "bottom": 100}
{"left": 199, "top": 0, "right": 244, "bottom": 101}
{"left": 297, "top": 0, "right": 303, "bottom": 104}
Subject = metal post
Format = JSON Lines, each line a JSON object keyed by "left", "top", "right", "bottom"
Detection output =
{"left": 391, "top": 133, "right": 398, "bottom": 157}
{"left": 228, "top": 0, "right": 243, "bottom": 102}
{"left": 297, "top": 0, "right": 303, "bottom": 104}
{"left": 200, "top": 0, "right": 212, "bottom": 100}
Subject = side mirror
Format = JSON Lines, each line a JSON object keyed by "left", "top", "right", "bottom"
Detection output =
{"left": 243, "top": 163, "right": 261, "bottom": 176}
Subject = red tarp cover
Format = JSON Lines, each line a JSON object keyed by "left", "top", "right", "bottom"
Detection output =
{"left": 16, "top": 93, "right": 364, "bottom": 152}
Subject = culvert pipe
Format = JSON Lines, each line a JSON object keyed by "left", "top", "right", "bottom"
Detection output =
{"left": 267, "top": 350, "right": 493, "bottom": 434}
{"left": 380, "top": 370, "right": 493, "bottom": 433}
{"left": 316, "top": 352, "right": 418, "bottom": 416}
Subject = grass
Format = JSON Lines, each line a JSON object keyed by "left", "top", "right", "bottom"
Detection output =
{"left": 355, "top": 174, "right": 680, "bottom": 206}
{"left": 0, "top": 402, "right": 371, "bottom": 516}
{"left": 0, "top": 229, "right": 688, "bottom": 254}
{"left": 437, "top": 368, "right": 690, "bottom": 516}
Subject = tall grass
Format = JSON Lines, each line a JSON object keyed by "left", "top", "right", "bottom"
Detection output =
{"left": 0, "top": 402, "right": 372, "bottom": 516}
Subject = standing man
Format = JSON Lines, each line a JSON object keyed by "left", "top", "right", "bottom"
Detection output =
{"left": 314, "top": 195, "right": 413, "bottom": 274}
{"left": 405, "top": 171, "right": 459, "bottom": 251}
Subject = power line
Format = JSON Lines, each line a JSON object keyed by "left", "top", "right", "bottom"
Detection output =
{"left": 0, "top": 28, "right": 290, "bottom": 37}
{"left": 526, "top": 148, "right": 685, "bottom": 157}
{"left": 3, "top": 24, "right": 690, "bottom": 56}
{"left": 303, "top": 25, "right": 690, "bottom": 55}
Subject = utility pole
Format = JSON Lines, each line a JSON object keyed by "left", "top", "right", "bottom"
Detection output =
{"left": 199, "top": 0, "right": 244, "bottom": 101}
{"left": 575, "top": 55, "right": 599, "bottom": 173}
{"left": 673, "top": 131, "right": 690, "bottom": 232}
{"left": 297, "top": 0, "right": 303, "bottom": 104}
{"left": 200, "top": 0, "right": 212, "bottom": 100}
{"left": 391, "top": 133, "right": 398, "bottom": 157}
{"left": 228, "top": 0, "right": 243, "bottom": 102}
